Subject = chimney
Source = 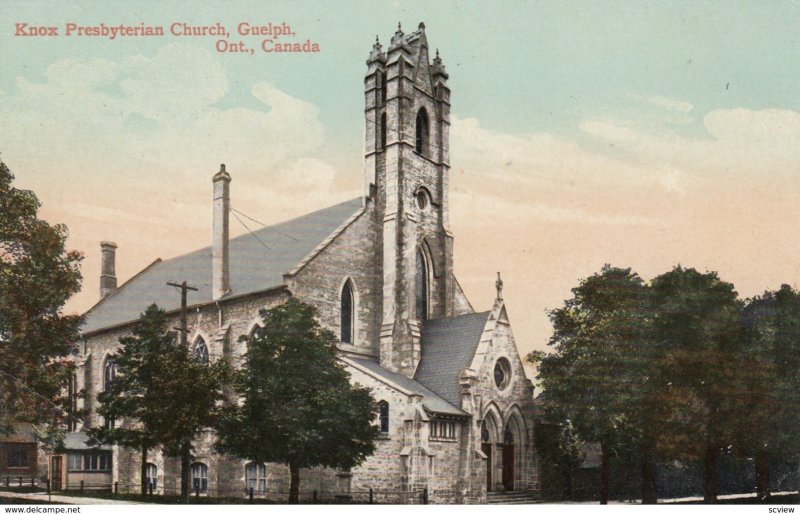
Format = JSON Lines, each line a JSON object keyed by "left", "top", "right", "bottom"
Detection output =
{"left": 212, "top": 164, "right": 231, "bottom": 300}
{"left": 99, "top": 241, "right": 117, "bottom": 299}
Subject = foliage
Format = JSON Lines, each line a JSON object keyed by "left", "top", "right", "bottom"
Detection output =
{"left": 216, "top": 299, "right": 378, "bottom": 503}
{"left": 530, "top": 265, "right": 654, "bottom": 502}
{"left": 0, "top": 159, "right": 83, "bottom": 434}
{"left": 648, "top": 266, "right": 743, "bottom": 502}
{"left": 738, "top": 285, "right": 800, "bottom": 498}
{"left": 89, "top": 304, "right": 230, "bottom": 495}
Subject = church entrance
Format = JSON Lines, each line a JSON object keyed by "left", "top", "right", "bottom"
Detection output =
{"left": 502, "top": 426, "right": 515, "bottom": 491}
{"left": 481, "top": 420, "right": 496, "bottom": 492}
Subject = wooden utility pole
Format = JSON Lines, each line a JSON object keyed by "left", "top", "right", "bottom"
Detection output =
{"left": 167, "top": 281, "right": 198, "bottom": 347}
{"left": 166, "top": 280, "right": 197, "bottom": 499}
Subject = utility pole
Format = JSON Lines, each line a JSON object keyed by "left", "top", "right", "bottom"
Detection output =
{"left": 166, "top": 280, "right": 197, "bottom": 499}
{"left": 167, "top": 281, "right": 198, "bottom": 347}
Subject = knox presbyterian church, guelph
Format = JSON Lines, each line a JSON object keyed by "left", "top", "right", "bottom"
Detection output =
{"left": 42, "top": 23, "right": 539, "bottom": 503}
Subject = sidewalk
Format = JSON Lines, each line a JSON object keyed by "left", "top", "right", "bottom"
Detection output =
{"left": 0, "top": 490, "right": 145, "bottom": 505}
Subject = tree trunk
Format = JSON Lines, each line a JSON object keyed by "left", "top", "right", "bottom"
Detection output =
{"left": 599, "top": 441, "right": 610, "bottom": 505}
{"left": 755, "top": 449, "right": 771, "bottom": 502}
{"left": 289, "top": 461, "right": 300, "bottom": 504}
{"left": 702, "top": 445, "right": 719, "bottom": 504}
{"left": 180, "top": 441, "right": 191, "bottom": 499}
{"left": 140, "top": 445, "right": 148, "bottom": 496}
{"left": 640, "top": 451, "right": 657, "bottom": 504}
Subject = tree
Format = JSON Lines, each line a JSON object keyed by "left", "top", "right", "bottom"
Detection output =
{"left": 0, "top": 159, "right": 83, "bottom": 434}
{"left": 87, "top": 305, "right": 179, "bottom": 496}
{"left": 530, "top": 265, "right": 657, "bottom": 503}
{"left": 216, "top": 299, "right": 378, "bottom": 504}
{"left": 738, "top": 285, "right": 800, "bottom": 501}
{"left": 649, "top": 266, "right": 743, "bottom": 504}
{"left": 89, "top": 304, "right": 229, "bottom": 499}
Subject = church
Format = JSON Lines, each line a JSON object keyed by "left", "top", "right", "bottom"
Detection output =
{"left": 56, "top": 23, "right": 538, "bottom": 503}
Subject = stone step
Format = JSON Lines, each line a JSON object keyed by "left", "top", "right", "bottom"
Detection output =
{"left": 487, "top": 491, "right": 541, "bottom": 504}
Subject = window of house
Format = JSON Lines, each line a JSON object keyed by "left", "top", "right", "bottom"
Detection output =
{"left": 430, "top": 420, "right": 457, "bottom": 440}
{"left": 8, "top": 448, "right": 29, "bottom": 468}
{"left": 146, "top": 463, "right": 157, "bottom": 490}
{"left": 67, "top": 452, "right": 112, "bottom": 471}
{"left": 191, "top": 462, "right": 208, "bottom": 493}
{"left": 194, "top": 337, "right": 209, "bottom": 365}
{"left": 378, "top": 400, "right": 389, "bottom": 433}
{"left": 415, "top": 108, "right": 429, "bottom": 155}
{"left": 341, "top": 280, "right": 355, "bottom": 344}
{"left": 245, "top": 462, "right": 267, "bottom": 493}
{"left": 415, "top": 248, "right": 429, "bottom": 320}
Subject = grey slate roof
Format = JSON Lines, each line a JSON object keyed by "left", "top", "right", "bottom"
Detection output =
{"left": 415, "top": 311, "right": 492, "bottom": 407}
{"left": 345, "top": 357, "right": 468, "bottom": 416}
{"left": 82, "top": 198, "right": 363, "bottom": 334}
{"left": 62, "top": 432, "right": 112, "bottom": 451}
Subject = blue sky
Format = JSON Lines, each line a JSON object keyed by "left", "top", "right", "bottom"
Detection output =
{"left": 2, "top": 1, "right": 800, "bottom": 360}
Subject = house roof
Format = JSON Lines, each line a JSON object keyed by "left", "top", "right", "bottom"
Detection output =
{"left": 82, "top": 198, "right": 364, "bottom": 334}
{"left": 344, "top": 357, "right": 468, "bottom": 416}
{"left": 62, "top": 432, "right": 112, "bottom": 451}
{"left": 414, "top": 311, "right": 492, "bottom": 407}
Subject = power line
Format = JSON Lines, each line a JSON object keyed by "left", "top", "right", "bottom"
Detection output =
{"left": 231, "top": 209, "right": 275, "bottom": 252}
{"left": 230, "top": 206, "right": 299, "bottom": 241}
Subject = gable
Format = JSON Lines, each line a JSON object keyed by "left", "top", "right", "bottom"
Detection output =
{"left": 82, "top": 198, "right": 363, "bottom": 334}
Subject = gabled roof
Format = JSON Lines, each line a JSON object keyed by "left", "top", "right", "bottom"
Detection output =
{"left": 415, "top": 311, "right": 492, "bottom": 407}
{"left": 82, "top": 198, "right": 363, "bottom": 335}
{"left": 343, "top": 357, "right": 467, "bottom": 416}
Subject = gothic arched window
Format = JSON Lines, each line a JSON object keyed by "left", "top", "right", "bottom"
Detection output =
{"left": 415, "top": 107, "right": 429, "bottom": 156}
{"left": 145, "top": 463, "right": 157, "bottom": 491}
{"left": 103, "top": 358, "right": 117, "bottom": 429}
{"left": 379, "top": 71, "right": 387, "bottom": 105}
{"left": 378, "top": 400, "right": 389, "bottom": 433}
{"left": 415, "top": 248, "right": 429, "bottom": 320}
{"left": 341, "top": 280, "right": 355, "bottom": 344}
{"left": 193, "top": 337, "right": 209, "bottom": 365}
{"left": 380, "top": 112, "right": 387, "bottom": 150}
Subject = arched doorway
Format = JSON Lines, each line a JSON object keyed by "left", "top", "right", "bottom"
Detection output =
{"left": 502, "top": 426, "right": 515, "bottom": 491}
{"left": 481, "top": 412, "right": 499, "bottom": 492}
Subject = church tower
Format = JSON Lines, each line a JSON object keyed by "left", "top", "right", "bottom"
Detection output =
{"left": 364, "top": 23, "right": 455, "bottom": 377}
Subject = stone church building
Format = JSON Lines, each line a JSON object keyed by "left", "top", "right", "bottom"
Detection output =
{"left": 55, "top": 23, "right": 538, "bottom": 503}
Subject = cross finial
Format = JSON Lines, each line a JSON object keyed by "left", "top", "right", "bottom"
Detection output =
{"left": 495, "top": 272, "right": 504, "bottom": 300}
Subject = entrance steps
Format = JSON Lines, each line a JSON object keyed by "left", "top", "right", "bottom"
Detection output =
{"left": 487, "top": 491, "right": 542, "bottom": 505}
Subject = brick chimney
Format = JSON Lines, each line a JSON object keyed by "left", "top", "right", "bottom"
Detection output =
{"left": 99, "top": 241, "right": 117, "bottom": 299}
{"left": 212, "top": 164, "right": 231, "bottom": 300}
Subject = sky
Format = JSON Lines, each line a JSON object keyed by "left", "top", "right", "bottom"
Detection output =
{"left": 2, "top": 0, "right": 800, "bottom": 375}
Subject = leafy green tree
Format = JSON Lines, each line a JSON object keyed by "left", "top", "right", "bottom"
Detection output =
{"left": 87, "top": 305, "right": 178, "bottom": 496}
{"left": 89, "top": 304, "right": 229, "bottom": 499}
{"left": 738, "top": 285, "right": 800, "bottom": 500}
{"left": 0, "top": 159, "right": 83, "bottom": 434}
{"left": 530, "top": 265, "right": 656, "bottom": 503}
{"left": 216, "top": 299, "right": 378, "bottom": 504}
{"left": 649, "top": 266, "right": 743, "bottom": 504}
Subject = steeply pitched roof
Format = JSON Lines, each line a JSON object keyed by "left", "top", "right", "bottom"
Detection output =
{"left": 82, "top": 198, "right": 363, "bottom": 334}
{"left": 344, "top": 357, "right": 467, "bottom": 416}
{"left": 414, "top": 311, "right": 492, "bottom": 407}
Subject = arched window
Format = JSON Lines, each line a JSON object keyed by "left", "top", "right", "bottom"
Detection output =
{"left": 67, "top": 372, "right": 77, "bottom": 432}
{"left": 378, "top": 400, "right": 389, "bottom": 433}
{"left": 193, "top": 337, "right": 209, "bottom": 365}
{"left": 415, "top": 108, "right": 429, "bottom": 155}
{"left": 103, "top": 358, "right": 116, "bottom": 391}
{"left": 415, "top": 248, "right": 429, "bottom": 320}
{"left": 380, "top": 112, "right": 387, "bottom": 150}
{"left": 145, "top": 463, "right": 157, "bottom": 491}
{"left": 245, "top": 462, "right": 267, "bottom": 493}
{"left": 103, "top": 358, "right": 117, "bottom": 429}
{"left": 191, "top": 462, "right": 208, "bottom": 493}
{"left": 341, "top": 280, "right": 355, "bottom": 344}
